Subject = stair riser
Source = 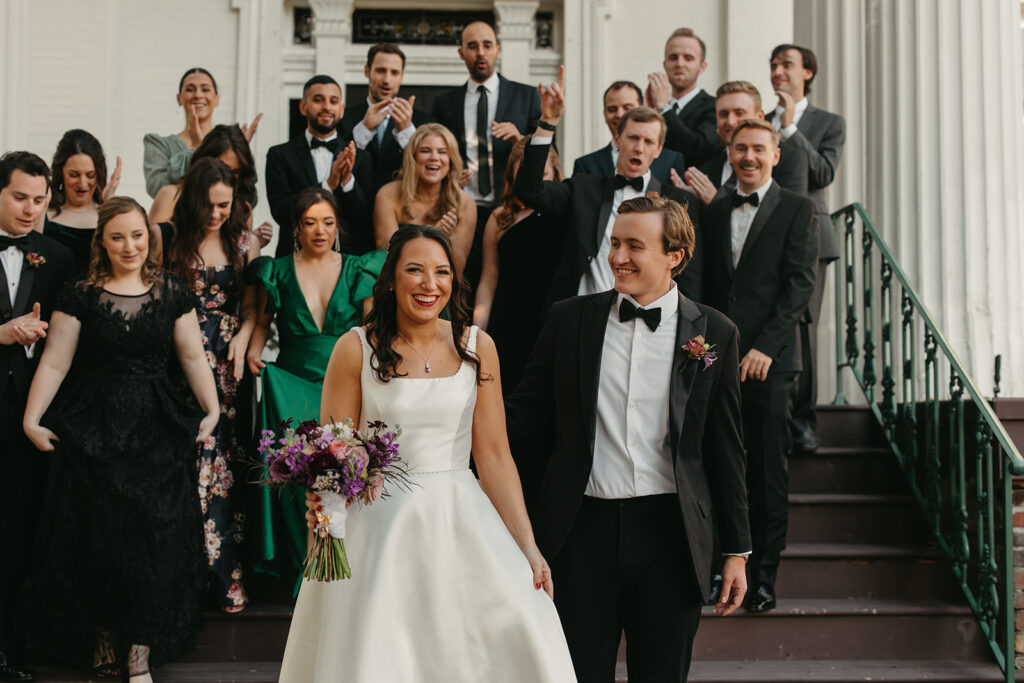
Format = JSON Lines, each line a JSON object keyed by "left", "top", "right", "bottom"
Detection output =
{"left": 816, "top": 408, "right": 888, "bottom": 449}
{"left": 182, "top": 619, "right": 290, "bottom": 662}
{"left": 788, "top": 455, "right": 905, "bottom": 494}
{"left": 787, "top": 503, "right": 931, "bottom": 544}
{"left": 692, "top": 614, "right": 990, "bottom": 661}
{"left": 775, "top": 557, "right": 960, "bottom": 600}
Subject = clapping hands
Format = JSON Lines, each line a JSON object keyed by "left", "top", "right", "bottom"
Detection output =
{"left": 328, "top": 141, "right": 357, "bottom": 191}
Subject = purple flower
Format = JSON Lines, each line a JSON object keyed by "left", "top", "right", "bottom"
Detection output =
{"left": 269, "top": 454, "right": 299, "bottom": 483}
{"left": 295, "top": 419, "right": 320, "bottom": 439}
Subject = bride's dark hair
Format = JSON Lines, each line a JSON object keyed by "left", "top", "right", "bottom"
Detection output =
{"left": 365, "top": 225, "right": 485, "bottom": 384}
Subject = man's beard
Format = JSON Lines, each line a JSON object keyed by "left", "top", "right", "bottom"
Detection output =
{"left": 308, "top": 116, "right": 338, "bottom": 136}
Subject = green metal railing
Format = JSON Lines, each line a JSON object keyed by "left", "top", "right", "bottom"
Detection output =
{"left": 832, "top": 203, "right": 1023, "bottom": 681}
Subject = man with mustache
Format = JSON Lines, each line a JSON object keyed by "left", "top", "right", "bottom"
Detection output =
{"left": 341, "top": 42, "right": 433, "bottom": 195}
{"left": 265, "top": 75, "right": 374, "bottom": 256}
{"left": 701, "top": 119, "right": 817, "bottom": 614}
{"left": 431, "top": 21, "right": 541, "bottom": 291}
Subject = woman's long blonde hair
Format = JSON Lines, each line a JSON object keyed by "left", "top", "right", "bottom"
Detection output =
{"left": 397, "top": 123, "right": 464, "bottom": 225}
{"left": 496, "top": 136, "right": 562, "bottom": 233}
{"left": 83, "top": 197, "right": 163, "bottom": 288}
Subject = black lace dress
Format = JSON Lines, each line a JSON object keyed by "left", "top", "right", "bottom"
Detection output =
{"left": 22, "top": 277, "right": 205, "bottom": 668}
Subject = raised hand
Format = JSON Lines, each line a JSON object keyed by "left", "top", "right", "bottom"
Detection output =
{"left": 328, "top": 141, "right": 357, "bottom": 191}
{"left": 185, "top": 103, "right": 204, "bottom": 148}
{"left": 434, "top": 209, "right": 458, "bottom": 236}
{"left": 645, "top": 72, "right": 671, "bottom": 110}
{"left": 241, "top": 113, "right": 264, "bottom": 142}
{"left": 390, "top": 96, "right": 415, "bottom": 132}
{"left": 682, "top": 167, "right": 717, "bottom": 205}
{"left": 537, "top": 64, "right": 566, "bottom": 125}
{"left": 491, "top": 121, "right": 522, "bottom": 143}
{"left": 254, "top": 221, "right": 274, "bottom": 248}
{"left": 775, "top": 90, "right": 796, "bottom": 128}
{"left": 101, "top": 157, "right": 123, "bottom": 201}
{"left": 363, "top": 98, "right": 393, "bottom": 131}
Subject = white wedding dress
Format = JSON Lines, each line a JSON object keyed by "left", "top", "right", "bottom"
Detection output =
{"left": 279, "top": 326, "right": 576, "bottom": 682}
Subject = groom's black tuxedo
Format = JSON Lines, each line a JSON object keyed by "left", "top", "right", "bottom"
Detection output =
{"left": 0, "top": 231, "right": 73, "bottom": 657}
{"left": 506, "top": 289, "right": 749, "bottom": 681}
{"left": 264, "top": 133, "right": 375, "bottom": 256}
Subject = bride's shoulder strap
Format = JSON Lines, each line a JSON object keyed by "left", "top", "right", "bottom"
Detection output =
{"left": 466, "top": 324, "right": 479, "bottom": 355}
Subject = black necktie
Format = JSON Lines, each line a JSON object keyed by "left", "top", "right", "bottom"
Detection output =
{"left": 612, "top": 174, "right": 644, "bottom": 192}
{"left": 477, "top": 85, "right": 492, "bottom": 197}
{"left": 732, "top": 191, "right": 759, "bottom": 208}
{"left": 310, "top": 137, "right": 338, "bottom": 152}
{"left": 0, "top": 235, "right": 30, "bottom": 253}
{"left": 619, "top": 298, "right": 661, "bottom": 332}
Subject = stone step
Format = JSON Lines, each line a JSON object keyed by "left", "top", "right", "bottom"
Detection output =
{"left": 787, "top": 494, "right": 931, "bottom": 544}
{"left": 616, "top": 659, "right": 1005, "bottom": 682}
{"left": 179, "top": 603, "right": 292, "bottom": 663}
{"left": 816, "top": 405, "right": 890, "bottom": 449}
{"left": 690, "top": 599, "right": 989, "bottom": 661}
{"left": 788, "top": 447, "right": 906, "bottom": 494}
{"left": 775, "top": 543, "right": 960, "bottom": 600}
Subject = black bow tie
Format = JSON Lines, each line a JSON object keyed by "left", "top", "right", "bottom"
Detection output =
{"left": 619, "top": 298, "right": 661, "bottom": 332}
{"left": 612, "top": 174, "right": 644, "bottom": 192}
{"left": 732, "top": 191, "right": 759, "bottom": 208}
{"left": 310, "top": 137, "right": 339, "bottom": 152}
{"left": 0, "top": 235, "right": 30, "bottom": 253}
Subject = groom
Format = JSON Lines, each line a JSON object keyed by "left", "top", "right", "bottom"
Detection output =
{"left": 506, "top": 194, "right": 750, "bottom": 682}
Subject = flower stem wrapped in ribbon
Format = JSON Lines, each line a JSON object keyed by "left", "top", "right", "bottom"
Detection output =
{"left": 256, "top": 418, "right": 407, "bottom": 581}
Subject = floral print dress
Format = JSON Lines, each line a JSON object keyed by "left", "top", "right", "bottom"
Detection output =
{"left": 191, "top": 235, "right": 251, "bottom": 610}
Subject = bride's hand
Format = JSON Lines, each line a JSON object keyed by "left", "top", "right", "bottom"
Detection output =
{"left": 305, "top": 491, "right": 322, "bottom": 530}
{"left": 522, "top": 544, "right": 554, "bottom": 599}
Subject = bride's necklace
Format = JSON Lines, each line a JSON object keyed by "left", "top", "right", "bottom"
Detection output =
{"left": 397, "top": 327, "right": 439, "bottom": 373}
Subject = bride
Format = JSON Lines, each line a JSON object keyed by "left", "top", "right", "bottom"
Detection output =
{"left": 278, "top": 225, "right": 575, "bottom": 682}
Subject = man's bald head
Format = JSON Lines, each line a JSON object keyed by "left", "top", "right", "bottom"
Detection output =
{"left": 459, "top": 22, "right": 500, "bottom": 82}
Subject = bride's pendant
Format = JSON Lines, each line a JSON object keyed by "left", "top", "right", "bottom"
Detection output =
{"left": 425, "top": 362, "right": 431, "bottom": 373}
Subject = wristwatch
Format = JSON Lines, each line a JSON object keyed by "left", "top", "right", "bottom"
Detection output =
{"left": 536, "top": 120, "right": 557, "bottom": 132}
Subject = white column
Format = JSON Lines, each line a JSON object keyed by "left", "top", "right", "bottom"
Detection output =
{"left": 1, "top": 0, "right": 29, "bottom": 153}
{"left": 799, "top": 0, "right": 1024, "bottom": 397}
{"left": 310, "top": 0, "right": 354, "bottom": 87}
{"left": 494, "top": 0, "right": 539, "bottom": 85}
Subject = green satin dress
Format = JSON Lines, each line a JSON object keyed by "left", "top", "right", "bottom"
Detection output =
{"left": 250, "top": 249, "right": 386, "bottom": 595}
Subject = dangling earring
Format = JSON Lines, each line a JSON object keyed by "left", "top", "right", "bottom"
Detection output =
{"left": 293, "top": 231, "right": 302, "bottom": 253}
{"left": 333, "top": 231, "right": 341, "bottom": 253}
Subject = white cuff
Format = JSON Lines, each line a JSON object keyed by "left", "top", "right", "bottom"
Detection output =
{"left": 339, "top": 175, "right": 355, "bottom": 193}
{"left": 781, "top": 123, "right": 798, "bottom": 141}
{"left": 352, "top": 122, "right": 374, "bottom": 150}
{"left": 394, "top": 124, "right": 415, "bottom": 149}
{"left": 25, "top": 341, "right": 35, "bottom": 359}
{"left": 530, "top": 136, "right": 553, "bottom": 146}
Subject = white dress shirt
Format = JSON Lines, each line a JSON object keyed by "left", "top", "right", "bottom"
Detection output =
{"left": 663, "top": 87, "right": 704, "bottom": 116}
{"left": 351, "top": 97, "right": 416, "bottom": 151}
{"left": 720, "top": 151, "right": 734, "bottom": 187}
{"left": 578, "top": 169, "right": 650, "bottom": 296}
{"left": 304, "top": 130, "right": 355, "bottom": 193}
{"left": 772, "top": 97, "right": 809, "bottom": 142}
{"left": 587, "top": 285, "right": 679, "bottom": 499}
{"left": 463, "top": 72, "right": 501, "bottom": 204}
{"left": 0, "top": 227, "right": 34, "bottom": 359}
{"left": 730, "top": 178, "right": 774, "bottom": 267}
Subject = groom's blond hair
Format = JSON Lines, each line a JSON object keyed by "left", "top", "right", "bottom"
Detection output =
{"left": 617, "top": 195, "right": 694, "bottom": 276}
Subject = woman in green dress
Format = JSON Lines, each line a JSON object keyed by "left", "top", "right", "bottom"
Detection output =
{"left": 43, "top": 129, "right": 122, "bottom": 273}
{"left": 245, "top": 187, "right": 385, "bottom": 595}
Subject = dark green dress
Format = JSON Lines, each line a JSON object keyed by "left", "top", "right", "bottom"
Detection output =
{"left": 250, "top": 250, "right": 386, "bottom": 595}
{"left": 44, "top": 216, "right": 95, "bottom": 275}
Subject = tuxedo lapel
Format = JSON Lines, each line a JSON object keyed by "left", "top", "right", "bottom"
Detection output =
{"left": 646, "top": 176, "right": 662, "bottom": 195}
{"left": 669, "top": 295, "right": 707, "bottom": 459}
{"left": 13, "top": 248, "right": 37, "bottom": 318}
{"left": 737, "top": 182, "right": 782, "bottom": 269}
{"left": 598, "top": 145, "right": 615, "bottom": 176}
{"left": 593, "top": 179, "right": 616, "bottom": 256}
{"left": 579, "top": 292, "right": 615, "bottom": 452}
{"left": 290, "top": 136, "right": 318, "bottom": 186}
{"left": 0, "top": 259, "right": 13, "bottom": 321}
{"left": 494, "top": 74, "right": 513, "bottom": 125}
{"left": 718, "top": 200, "right": 736, "bottom": 276}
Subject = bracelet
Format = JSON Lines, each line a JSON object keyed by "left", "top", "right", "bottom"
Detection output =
{"left": 536, "top": 120, "right": 557, "bottom": 132}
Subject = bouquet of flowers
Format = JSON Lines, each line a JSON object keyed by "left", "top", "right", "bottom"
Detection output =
{"left": 257, "top": 418, "right": 406, "bottom": 581}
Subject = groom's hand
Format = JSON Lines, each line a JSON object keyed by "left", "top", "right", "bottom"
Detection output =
{"left": 716, "top": 555, "right": 747, "bottom": 616}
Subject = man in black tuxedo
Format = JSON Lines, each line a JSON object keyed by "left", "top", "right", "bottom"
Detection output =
{"left": 572, "top": 80, "right": 686, "bottom": 184}
{"left": 767, "top": 44, "right": 846, "bottom": 455}
{"left": 682, "top": 81, "right": 808, "bottom": 205}
{"left": 701, "top": 119, "right": 817, "bottom": 613}
{"left": 0, "top": 152, "right": 74, "bottom": 681}
{"left": 340, "top": 42, "right": 433, "bottom": 195}
{"left": 506, "top": 194, "right": 750, "bottom": 682}
{"left": 265, "top": 75, "right": 374, "bottom": 256}
{"left": 431, "top": 21, "right": 541, "bottom": 290}
{"left": 645, "top": 28, "right": 718, "bottom": 168}
{"left": 515, "top": 68, "right": 704, "bottom": 305}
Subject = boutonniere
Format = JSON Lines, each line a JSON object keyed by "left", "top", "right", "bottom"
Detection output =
{"left": 26, "top": 252, "right": 46, "bottom": 268}
{"left": 683, "top": 335, "right": 717, "bottom": 371}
